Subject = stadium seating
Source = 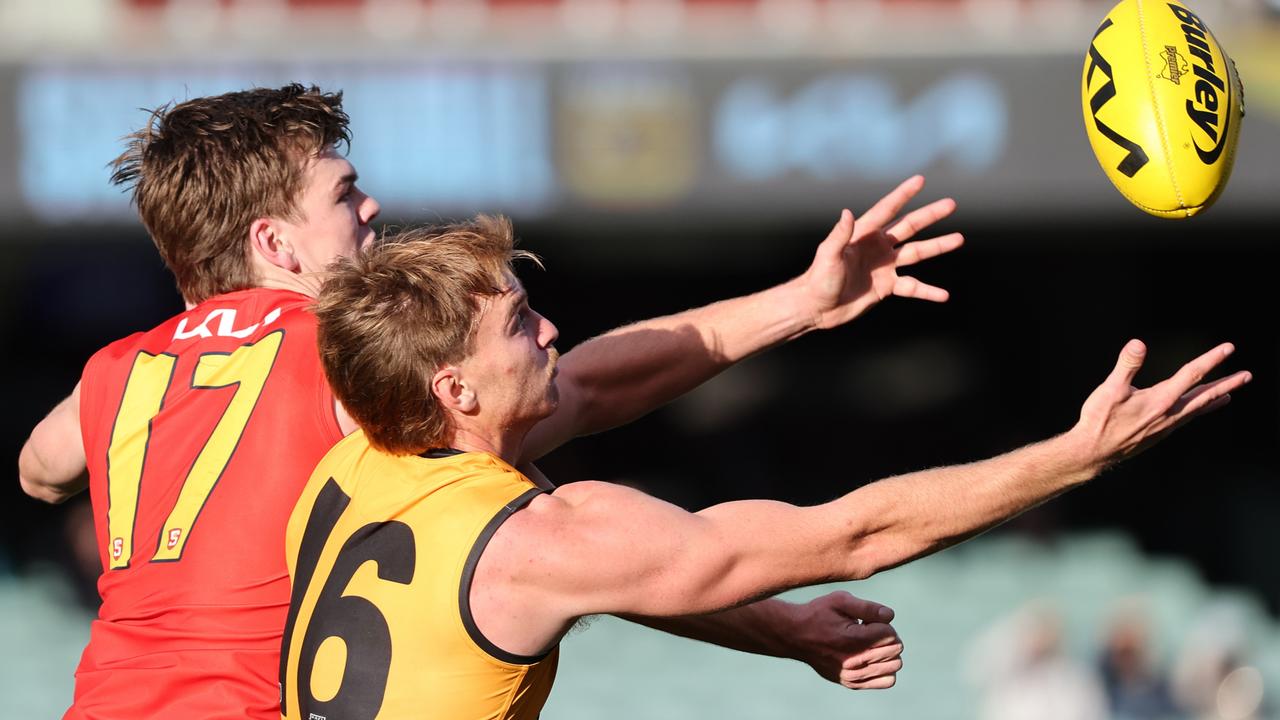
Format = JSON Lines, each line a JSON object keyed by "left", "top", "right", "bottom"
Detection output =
{"left": 6, "top": 531, "right": 1280, "bottom": 718}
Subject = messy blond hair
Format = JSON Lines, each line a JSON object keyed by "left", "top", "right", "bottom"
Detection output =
{"left": 315, "top": 215, "right": 538, "bottom": 455}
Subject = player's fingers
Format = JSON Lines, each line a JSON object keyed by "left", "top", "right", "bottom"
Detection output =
{"left": 1155, "top": 342, "right": 1235, "bottom": 397}
{"left": 1163, "top": 394, "right": 1234, "bottom": 438}
{"left": 817, "top": 209, "right": 856, "bottom": 262}
{"left": 885, "top": 197, "right": 957, "bottom": 243}
{"left": 893, "top": 276, "right": 950, "bottom": 303}
{"left": 842, "top": 641, "right": 904, "bottom": 669}
{"left": 1171, "top": 370, "right": 1252, "bottom": 418}
{"left": 1189, "top": 393, "right": 1233, "bottom": 421}
{"left": 1104, "top": 339, "right": 1147, "bottom": 389}
{"left": 845, "top": 673, "right": 898, "bottom": 690}
{"left": 896, "top": 232, "right": 964, "bottom": 268}
{"left": 842, "top": 658, "right": 904, "bottom": 688}
{"left": 838, "top": 622, "right": 900, "bottom": 655}
{"left": 858, "top": 175, "right": 925, "bottom": 232}
{"left": 826, "top": 591, "right": 895, "bottom": 623}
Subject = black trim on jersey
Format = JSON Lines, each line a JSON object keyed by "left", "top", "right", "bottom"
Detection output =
{"left": 458, "top": 487, "right": 551, "bottom": 665}
{"left": 420, "top": 447, "right": 464, "bottom": 459}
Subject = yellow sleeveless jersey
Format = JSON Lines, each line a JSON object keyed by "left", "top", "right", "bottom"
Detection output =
{"left": 280, "top": 430, "right": 558, "bottom": 720}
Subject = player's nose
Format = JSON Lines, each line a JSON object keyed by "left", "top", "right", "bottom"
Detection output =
{"left": 536, "top": 312, "right": 558, "bottom": 348}
{"left": 360, "top": 192, "right": 381, "bottom": 225}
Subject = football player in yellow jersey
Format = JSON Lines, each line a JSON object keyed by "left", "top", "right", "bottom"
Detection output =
{"left": 283, "top": 215, "right": 1250, "bottom": 719}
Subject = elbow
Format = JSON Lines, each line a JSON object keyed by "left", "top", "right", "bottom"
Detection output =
{"left": 19, "top": 474, "right": 71, "bottom": 504}
{"left": 844, "top": 536, "right": 890, "bottom": 582}
{"left": 844, "top": 522, "right": 935, "bottom": 581}
{"left": 17, "top": 438, "right": 83, "bottom": 504}
{"left": 839, "top": 504, "right": 901, "bottom": 581}
{"left": 18, "top": 452, "right": 78, "bottom": 504}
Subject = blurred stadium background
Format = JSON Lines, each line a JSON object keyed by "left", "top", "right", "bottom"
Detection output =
{"left": 2, "top": 0, "right": 1278, "bottom": 717}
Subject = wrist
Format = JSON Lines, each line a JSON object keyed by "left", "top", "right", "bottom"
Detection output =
{"left": 774, "top": 275, "right": 824, "bottom": 339}
{"left": 1047, "top": 427, "right": 1109, "bottom": 486}
{"left": 772, "top": 599, "right": 814, "bottom": 662}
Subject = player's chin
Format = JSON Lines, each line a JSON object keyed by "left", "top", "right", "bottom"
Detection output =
{"left": 541, "top": 381, "right": 561, "bottom": 415}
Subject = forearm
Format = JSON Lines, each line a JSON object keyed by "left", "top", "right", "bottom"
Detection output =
{"left": 609, "top": 432, "right": 1102, "bottom": 614}
{"left": 619, "top": 597, "right": 801, "bottom": 660}
{"left": 554, "top": 278, "right": 815, "bottom": 433}
{"left": 837, "top": 430, "right": 1100, "bottom": 578}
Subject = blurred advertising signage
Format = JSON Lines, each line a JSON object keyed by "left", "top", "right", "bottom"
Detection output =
{"left": 18, "top": 64, "right": 555, "bottom": 223}
{"left": 14, "top": 61, "right": 1011, "bottom": 224}
{"left": 713, "top": 72, "right": 1008, "bottom": 183}
{"left": 557, "top": 67, "right": 700, "bottom": 208}
{"left": 549, "top": 65, "right": 1009, "bottom": 212}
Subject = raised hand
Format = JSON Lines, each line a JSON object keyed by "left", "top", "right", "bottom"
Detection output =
{"left": 1073, "top": 340, "right": 1252, "bottom": 467}
{"left": 799, "top": 175, "right": 964, "bottom": 331}
{"left": 790, "top": 590, "right": 904, "bottom": 690}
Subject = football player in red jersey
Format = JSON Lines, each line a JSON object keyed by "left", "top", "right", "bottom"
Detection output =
{"left": 18, "top": 84, "right": 962, "bottom": 718}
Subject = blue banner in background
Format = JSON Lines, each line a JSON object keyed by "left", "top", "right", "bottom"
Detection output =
{"left": 18, "top": 63, "right": 556, "bottom": 223}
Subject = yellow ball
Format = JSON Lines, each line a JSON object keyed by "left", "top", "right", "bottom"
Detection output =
{"left": 1081, "top": 0, "right": 1245, "bottom": 218}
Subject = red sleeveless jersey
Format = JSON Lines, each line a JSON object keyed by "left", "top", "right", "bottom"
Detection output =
{"left": 70, "top": 289, "right": 345, "bottom": 720}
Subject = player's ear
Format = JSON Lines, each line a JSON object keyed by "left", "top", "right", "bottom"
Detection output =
{"left": 249, "top": 218, "right": 301, "bottom": 273}
{"left": 432, "top": 367, "right": 477, "bottom": 414}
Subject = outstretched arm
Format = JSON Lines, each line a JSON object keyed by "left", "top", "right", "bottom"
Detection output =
{"left": 523, "top": 454, "right": 902, "bottom": 688}
{"left": 623, "top": 591, "right": 904, "bottom": 690}
{"left": 20, "top": 383, "right": 88, "bottom": 504}
{"left": 480, "top": 341, "right": 1248, "bottom": 654}
{"left": 519, "top": 175, "right": 962, "bottom": 463}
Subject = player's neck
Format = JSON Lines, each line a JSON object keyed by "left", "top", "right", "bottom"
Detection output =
{"left": 253, "top": 262, "right": 325, "bottom": 299}
{"left": 448, "top": 424, "right": 530, "bottom": 465}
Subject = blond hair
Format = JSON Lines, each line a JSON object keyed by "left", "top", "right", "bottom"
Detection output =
{"left": 315, "top": 215, "right": 538, "bottom": 455}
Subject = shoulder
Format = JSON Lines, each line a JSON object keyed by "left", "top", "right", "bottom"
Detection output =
{"left": 511, "top": 481, "right": 652, "bottom": 536}
{"left": 86, "top": 289, "right": 314, "bottom": 363}
{"left": 314, "top": 429, "right": 377, "bottom": 474}
{"left": 81, "top": 322, "right": 167, "bottom": 384}
{"left": 546, "top": 480, "right": 648, "bottom": 509}
{"left": 85, "top": 330, "right": 149, "bottom": 367}
{"left": 233, "top": 289, "right": 318, "bottom": 337}
{"left": 267, "top": 292, "right": 320, "bottom": 327}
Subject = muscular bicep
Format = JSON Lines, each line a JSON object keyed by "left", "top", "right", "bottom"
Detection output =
{"left": 490, "top": 482, "right": 853, "bottom": 626}
{"left": 19, "top": 384, "right": 87, "bottom": 503}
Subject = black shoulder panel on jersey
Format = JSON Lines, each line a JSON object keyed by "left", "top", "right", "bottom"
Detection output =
{"left": 458, "top": 487, "right": 553, "bottom": 665}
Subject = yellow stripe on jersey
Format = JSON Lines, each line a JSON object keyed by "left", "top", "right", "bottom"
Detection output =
{"left": 281, "top": 431, "right": 558, "bottom": 720}
{"left": 105, "top": 351, "right": 178, "bottom": 569}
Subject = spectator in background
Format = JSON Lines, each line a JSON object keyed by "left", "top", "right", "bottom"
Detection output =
{"left": 1172, "top": 603, "right": 1269, "bottom": 720}
{"left": 968, "top": 602, "right": 1109, "bottom": 720}
{"left": 1098, "top": 602, "right": 1178, "bottom": 720}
